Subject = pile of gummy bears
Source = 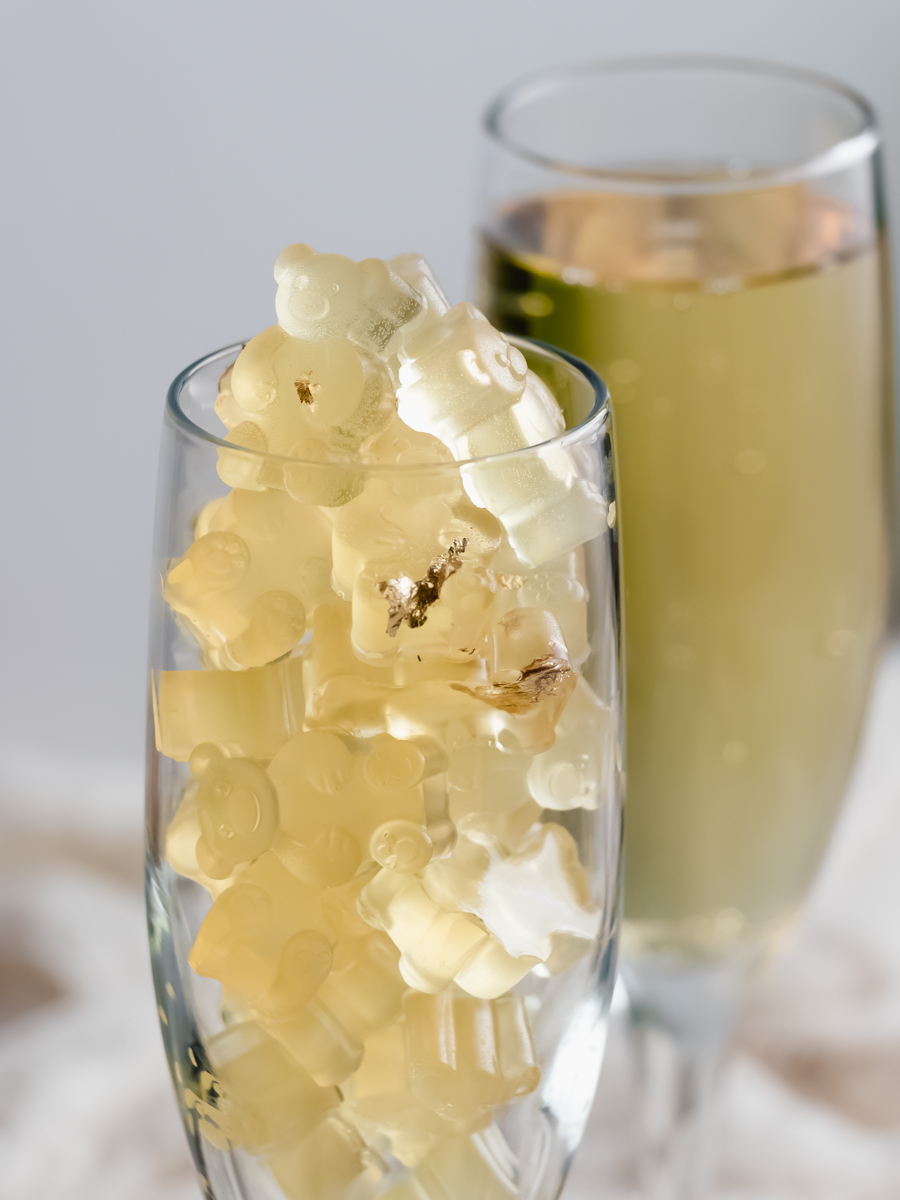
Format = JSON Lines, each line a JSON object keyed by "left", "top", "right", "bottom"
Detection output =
{"left": 154, "top": 247, "right": 612, "bottom": 1198}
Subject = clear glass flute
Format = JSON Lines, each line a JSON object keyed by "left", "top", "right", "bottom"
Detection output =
{"left": 146, "top": 336, "right": 623, "bottom": 1200}
{"left": 475, "top": 56, "right": 896, "bottom": 1197}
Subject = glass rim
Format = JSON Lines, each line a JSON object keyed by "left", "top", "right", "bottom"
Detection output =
{"left": 166, "top": 335, "right": 610, "bottom": 473}
{"left": 483, "top": 54, "right": 880, "bottom": 194}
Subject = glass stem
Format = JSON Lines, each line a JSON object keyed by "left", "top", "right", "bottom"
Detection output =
{"left": 619, "top": 953, "right": 756, "bottom": 1200}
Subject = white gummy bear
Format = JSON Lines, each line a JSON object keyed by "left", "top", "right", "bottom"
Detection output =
{"left": 397, "top": 303, "right": 528, "bottom": 442}
{"left": 358, "top": 867, "right": 536, "bottom": 998}
{"left": 396, "top": 304, "right": 605, "bottom": 567}
{"left": 423, "top": 822, "right": 600, "bottom": 962}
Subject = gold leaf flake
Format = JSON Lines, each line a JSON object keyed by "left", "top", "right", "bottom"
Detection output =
{"left": 378, "top": 539, "right": 468, "bottom": 636}
{"left": 294, "top": 375, "right": 321, "bottom": 407}
{"left": 467, "top": 655, "right": 574, "bottom": 714}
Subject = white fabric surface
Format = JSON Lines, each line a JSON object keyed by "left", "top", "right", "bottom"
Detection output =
{"left": 0, "top": 643, "right": 898, "bottom": 1199}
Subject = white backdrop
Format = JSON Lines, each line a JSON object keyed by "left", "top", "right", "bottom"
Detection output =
{"left": 1, "top": 0, "right": 898, "bottom": 768}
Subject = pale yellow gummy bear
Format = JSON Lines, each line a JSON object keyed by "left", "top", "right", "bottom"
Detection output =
{"left": 274, "top": 244, "right": 423, "bottom": 353}
{"left": 267, "top": 730, "right": 426, "bottom": 880}
{"left": 403, "top": 990, "right": 540, "bottom": 1123}
{"left": 397, "top": 303, "right": 528, "bottom": 443}
{"left": 192, "top": 747, "right": 278, "bottom": 871}
{"left": 153, "top": 657, "right": 305, "bottom": 762}
{"left": 223, "top": 324, "right": 364, "bottom": 442}
{"left": 492, "top": 542, "right": 591, "bottom": 667}
{"left": 164, "top": 488, "right": 333, "bottom": 668}
{"left": 193, "top": 1020, "right": 339, "bottom": 1155}
{"left": 348, "top": 1022, "right": 488, "bottom": 1169}
{"left": 189, "top": 853, "right": 325, "bottom": 1000}
{"left": 387, "top": 252, "right": 450, "bottom": 336}
{"left": 378, "top": 1127, "right": 522, "bottom": 1200}
{"left": 267, "top": 1114, "right": 383, "bottom": 1200}
{"left": 332, "top": 474, "right": 502, "bottom": 604}
{"left": 446, "top": 606, "right": 578, "bottom": 755}
{"left": 446, "top": 733, "right": 532, "bottom": 825}
{"left": 261, "top": 933, "right": 406, "bottom": 1086}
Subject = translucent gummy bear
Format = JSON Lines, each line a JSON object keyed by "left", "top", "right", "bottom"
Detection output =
{"left": 221, "top": 324, "right": 366, "bottom": 449}
{"left": 395, "top": 303, "right": 605, "bottom": 567}
{"left": 397, "top": 303, "right": 528, "bottom": 444}
{"left": 152, "top": 657, "right": 306, "bottom": 762}
{"left": 165, "top": 487, "right": 334, "bottom": 667}
{"left": 267, "top": 730, "right": 426, "bottom": 879}
{"left": 397, "top": 1129, "right": 522, "bottom": 1200}
{"left": 304, "top": 600, "right": 556, "bottom": 752}
{"left": 275, "top": 244, "right": 424, "bottom": 354}
{"left": 528, "top": 675, "right": 612, "bottom": 811}
{"left": 190, "top": 850, "right": 331, "bottom": 1001}
{"left": 446, "top": 733, "right": 532, "bottom": 825}
{"left": 451, "top": 607, "right": 578, "bottom": 754}
{"left": 387, "top": 253, "right": 450, "bottom": 341}
{"left": 348, "top": 1022, "right": 487, "bottom": 1168}
{"left": 423, "top": 822, "right": 600, "bottom": 963}
{"left": 352, "top": 559, "right": 502, "bottom": 666}
{"left": 254, "top": 929, "right": 334, "bottom": 1021}
{"left": 267, "top": 1114, "right": 383, "bottom": 1200}
{"left": 196, "top": 1020, "right": 339, "bottom": 1154}
{"left": 194, "top": 747, "right": 278, "bottom": 867}
{"left": 492, "top": 543, "right": 591, "bottom": 667}
{"left": 358, "top": 868, "right": 536, "bottom": 998}
{"left": 262, "top": 933, "right": 406, "bottom": 1086}
{"left": 303, "top": 600, "right": 473, "bottom": 729}
{"left": 460, "top": 440, "right": 607, "bottom": 569}
{"left": 331, "top": 474, "right": 502, "bottom": 604}
{"left": 403, "top": 991, "right": 540, "bottom": 1123}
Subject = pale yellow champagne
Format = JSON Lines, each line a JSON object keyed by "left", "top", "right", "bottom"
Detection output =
{"left": 479, "top": 189, "right": 892, "bottom": 952}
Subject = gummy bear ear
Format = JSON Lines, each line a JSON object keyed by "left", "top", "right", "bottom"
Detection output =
{"left": 273, "top": 243, "right": 315, "bottom": 284}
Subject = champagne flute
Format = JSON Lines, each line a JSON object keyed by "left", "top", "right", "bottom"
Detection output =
{"left": 146, "top": 332, "right": 624, "bottom": 1200}
{"left": 475, "top": 56, "right": 896, "bottom": 1196}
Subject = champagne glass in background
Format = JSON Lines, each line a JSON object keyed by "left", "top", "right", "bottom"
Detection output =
{"left": 475, "top": 57, "right": 897, "bottom": 1197}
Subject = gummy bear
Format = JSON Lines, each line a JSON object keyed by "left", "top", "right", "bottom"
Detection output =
{"left": 528, "top": 675, "right": 613, "bottom": 811}
{"left": 424, "top": 822, "right": 600, "bottom": 963}
{"left": 397, "top": 304, "right": 528, "bottom": 444}
{"left": 358, "top": 868, "right": 536, "bottom": 998}
{"left": 268, "top": 730, "right": 426, "bottom": 870}
{"left": 198, "top": 1020, "right": 339, "bottom": 1154}
{"left": 275, "top": 244, "right": 423, "bottom": 354}
{"left": 394, "top": 303, "right": 605, "bottom": 567}
{"left": 190, "top": 852, "right": 325, "bottom": 1001}
{"left": 452, "top": 607, "right": 578, "bottom": 754}
{"left": 403, "top": 990, "right": 540, "bottom": 1122}
{"left": 153, "top": 657, "right": 306, "bottom": 762}
{"left": 348, "top": 1022, "right": 487, "bottom": 1168}
{"left": 165, "top": 487, "right": 334, "bottom": 668}
{"left": 267, "top": 1114, "right": 383, "bottom": 1200}
{"left": 194, "top": 748, "right": 278, "bottom": 866}
{"left": 262, "top": 933, "right": 406, "bottom": 1086}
